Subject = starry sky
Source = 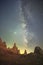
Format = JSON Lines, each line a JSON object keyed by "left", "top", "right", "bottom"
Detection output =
{"left": 0, "top": 0, "right": 43, "bottom": 53}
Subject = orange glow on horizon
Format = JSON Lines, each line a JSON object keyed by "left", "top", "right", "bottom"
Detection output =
{"left": 20, "top": 49, "right": 31, "bottom": 54}
{"left": 7, "top": 44, "right": 33, "bottom": 54}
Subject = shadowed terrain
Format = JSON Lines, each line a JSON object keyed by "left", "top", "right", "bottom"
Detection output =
{"left": 0, "top": 38, "right": 43, "bottom": 65}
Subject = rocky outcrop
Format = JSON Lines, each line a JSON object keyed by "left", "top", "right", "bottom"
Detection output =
{"left": 34, "top": 46, "right": 43, "bottom": 55}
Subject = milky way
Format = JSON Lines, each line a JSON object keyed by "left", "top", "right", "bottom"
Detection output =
{"left": 21, "top": 0, "right": 43, "bottom": 49}
{"left": 0, "top": 0, "right": 43, "bottom": 53}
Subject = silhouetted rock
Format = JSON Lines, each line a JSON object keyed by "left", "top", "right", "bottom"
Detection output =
{"left": 0, "top": 38, "right": 2, "bottom": 43}
{"left": 0, "top": 38, "right": 7, "bottom": 48}
{"left": 24, "top": 50, "right": 27, "bottom": 55}
{"left": 2, "top": 41, "right": 7, "bottom": 48}
{"left": 11, "top": 43, "right": 20, "bottom": 54}
{"left": 34, "top": 46, "right": 43, "bottom": 55}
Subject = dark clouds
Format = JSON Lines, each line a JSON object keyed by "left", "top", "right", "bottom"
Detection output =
{"left": 21, "top": 0, "right": 43, "bottom": 48}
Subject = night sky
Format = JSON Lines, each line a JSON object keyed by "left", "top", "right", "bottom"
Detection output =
{"left": 0, "top": 0, "right": 43, "bottom": 53}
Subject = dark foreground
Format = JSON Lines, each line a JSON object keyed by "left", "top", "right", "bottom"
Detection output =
{"left": 0, "top": 41, "right": 43, "bottom": 65}
{"left": 0, "top": 52, "right": 43, "bottom": 65}
{"left": 0, "top": 38, "right": 43, "bottom": 65}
